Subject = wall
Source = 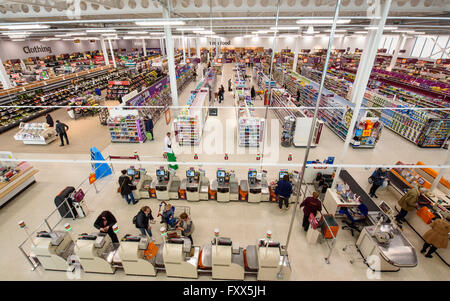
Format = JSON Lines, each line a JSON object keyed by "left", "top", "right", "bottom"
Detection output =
{"left": 0, "top": 39, "right": 134, "bottom": 60}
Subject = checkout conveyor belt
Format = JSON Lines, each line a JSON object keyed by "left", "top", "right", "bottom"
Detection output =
{"left": 339, "top": 169, "right": 380, "bottom": 212}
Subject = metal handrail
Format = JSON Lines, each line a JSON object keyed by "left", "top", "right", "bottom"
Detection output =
{"left": 319, "top": 211, "right": 337, "bottom": 264}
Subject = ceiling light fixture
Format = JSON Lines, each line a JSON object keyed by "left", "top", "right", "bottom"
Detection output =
{"left": 194, "top": 30, "right": 214, "bottom": 35}
{"left": 0, "top": 24, "right": 49, "bottom": 30}
{"left": 270, "top": 26, "right": 300, "bottom": 30}
{"left": 365, "top": 26, "right": 398, "bottom": 30}
{"left": 11, "top": 39, "right": 25, "bottom": 41}
{"left": 297, "top": 19, "right": 351, "bottom": 24}
{"left": 135, "top": 20, "right": 185, "bottom": 26}
{"left": 86, "top": 29, "right": 116, "bottom": 33}
{"left": 354, "top": 31, "right": 368, "bottom": 34}
{"left": 149, "top": 32, "right": 165, "bottom": 35}
{"left": 127, "top": 31, "right": 148, "bottom": 34}
{"left": 176, "top": 27, "right": 204, "bottom": 31}
{"left": 324, "top": 29, "right": 347, "bottom": 32}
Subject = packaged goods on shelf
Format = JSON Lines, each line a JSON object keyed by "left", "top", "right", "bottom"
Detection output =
{"left": 107, "top": 114, "right": 146, "bottom": 143}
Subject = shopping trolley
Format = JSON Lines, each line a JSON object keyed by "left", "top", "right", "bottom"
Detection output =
{"left": 157, "top": 201, "right": 191, "bottom": 238}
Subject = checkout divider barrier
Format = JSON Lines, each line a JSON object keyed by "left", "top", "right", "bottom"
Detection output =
{"left": 17, "top": 163, "right": 113, "bottom": 270}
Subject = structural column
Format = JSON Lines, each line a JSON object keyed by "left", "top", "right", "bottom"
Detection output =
{"left": 100, "top": 38, "right": 110, "bottom": 66}
{"left": 292, "top": 36, "right": 300, "bottom": 72}
{"left": 142, "top": 38, "right": 147, "bottom": 57}
{"left": 182, "top": 30, "right": 186, "bottom": 63}
{"left": 107, "top": 38, "right": 116, "bottom": 68}
{"left": 0, "top": 58, "right": 12, "bottom": 89}
{"left": 162, "top": 1, "right": 179, "bottom": 109}
{"left": 196, "top": 34, "right": 201, "bottom": 58}
{"left": 187, "top": 36, "right": 191, "bottom": 57}
{"left": 331, "top": 0, "right": 392, "bottom": 189}
{"left": 387, "top": 34, "right": 407, "bottom": 71}
{"left": 160, "top": 38, "right": 166, "bottom": 56}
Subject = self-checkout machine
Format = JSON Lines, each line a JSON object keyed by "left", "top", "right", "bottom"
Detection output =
{"left": 211, "top": 168, "right": 239, "bottom": 202}
{"left": 182, "top": 168, "right": 201, "bottom": 201}
{"left": 126, "top": 166, "right": 153, "bottom": 200}
{"left": 242, "top": 169, "right": 270, "bottom": 203}
{"left": 74, "top": 225, "right": 119, "bottom": 274}
{"left": 25, "top": 220, "right": 75, "bottom": 272}
{"left": 200, "top": 228, "right": 245, "bottom": 280}
{"left": 199, "top": 169, "right": 210, "bottom": 200}
{"left": 271, "top": 169, "right": 300, "bottom": 204}
{"left": 154, "top": 166, "right": 181, "bottom": 201}
{"left": 118, "top": 234, "right": 157, "bottom": 276}
{"left": 158, "top": 227, "right": 199, "bottom": 278}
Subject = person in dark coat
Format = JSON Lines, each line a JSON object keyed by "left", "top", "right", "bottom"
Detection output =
{"left": 144, "top": 115, "right": 154, "bottom": 140}
{"left": 94, "top": 210, "right": 119, "bottom": 243}
{"left": 55, "top": 120, "right": 69, "bottom": 146}
{"left": 275, "top": 175, "right": 293, "bottom": 209}
{"left": 300, "top": 192, "right": 322, "bottom": 231}
{"left": 218, "top": 86, "right": 225, "bottom": 103}
{"left": 369, "top": 168, "right": 387, "bottom": 198}
{"left": 135, "top": 206, "right": 155, "bottom": 241}
{"left": 228, "top": 78, "right": 232, "bottom": 92}
{"left": 45, "top": 113, "right": 54, "bottom": 127}
{"left": 296, "top": 89, "right": 301, "bottom": 103}
{"left": 118, "top": 169, "right": 137, "bottom": 205}
{"left": 251, "top": 86, "right": 256, "bottom": 100}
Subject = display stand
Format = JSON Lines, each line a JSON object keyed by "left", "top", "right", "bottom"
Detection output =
{"left": 0, "top": 154, "right": 38, "bottom": 207}
{"left": 107, "top": 108, "right": 146, "bottom": 143}
{"left": 90, "top": 147, "right": 112, "bottom": 179}
{"left": 14, "top": 122, "right": 57, "bottom": 145}
{"left": 235, "top": 91, "right": 264, "bottom": 147}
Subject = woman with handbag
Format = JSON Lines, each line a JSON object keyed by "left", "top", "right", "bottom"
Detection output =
{"left": 421, "top": 218, "right": 450, "bottom": 258}
{"left": 118, "top": 170, "right": 137, "bottom": 205}
{"left": 300, "top": 192, "right": 322, "bottom": 231}
{"left": 369, "top": 168, "right": 387, "bottom": 198}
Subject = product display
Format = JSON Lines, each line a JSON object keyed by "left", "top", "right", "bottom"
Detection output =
{"left": 14, "top": 122, "right": 57, "bottom": 145}
{"left": 107, "top": 114, "right": 146, "bottom": 143}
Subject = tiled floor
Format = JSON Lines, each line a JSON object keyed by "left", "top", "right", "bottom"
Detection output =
{"left": 0, "top": 63, "right": 448, "bottom": 281}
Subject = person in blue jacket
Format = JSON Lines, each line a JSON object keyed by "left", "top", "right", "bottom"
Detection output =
{"left": 144, "top": 115, "right": 154, "bottom": 140}
{"left": 275, "top": 175, "right": 293, "bottom": 209}
{"left": 369, "top": 168, "right": 387, "bottom": 198}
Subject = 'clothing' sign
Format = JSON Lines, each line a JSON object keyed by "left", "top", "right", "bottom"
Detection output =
{"left": 23, "top": 45, "right": 52, "bottom": 54}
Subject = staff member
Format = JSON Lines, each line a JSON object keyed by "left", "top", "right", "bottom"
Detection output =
{"left": 421, "top": 218, "right": 450, "bottom": 258}
{"left": 94, "top": 210, "right": 119, "bottom": 243}
{"left": 55, "top": 120, "right": 69, "bottom": 146}
{"left": 135, "top": 206, "right": 155, "bottom": 241}
{"left": 275, "top": 175, "right": 293, "bottom": 210}
{"left": 300, "top": 192, "right": 322, "bottom": 231}
{"left": 176, "top": 212, "right": 195, "bottom": 244}
{"left": 164, "top": 132, "right": 173, "bottom": 154}
{"left": 118, "top": 170, "right": 137, "bottom": 205}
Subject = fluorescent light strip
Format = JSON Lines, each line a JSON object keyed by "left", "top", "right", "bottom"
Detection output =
{"left": 365, "top": 26, "right": 398, "bottom": 30}
{"left": 270, "top": 26, "right": 300, "bottom": 30}
{"left": 11, "top": 39, "right": 25, "bottom": 41}
{"left": 354, "top": 31, "right": 368, "bottom": 34}
{"left": 176, "top": 27, "right": 204, "bottom": 31}
{"left": 0, "top": 24, "right": 49, "bottom": 29}
{"left": 297, "top": 19, "right": 351, "bottom": 24}
{"left": 194, "top": 31, "right": 214, "bottom": 35}
{"left": 86, "top": 29, "right": 116, "bottom": 33}
{"left": 127, "top": 31, "right": 148, "bottom": 34}
{"left": 150, "top": 32, "right": 165, "bottom": 35}
{"left": 324, "top": 29, "right": 347, "bottom": 32}
{"left": 41, "top": 38, "right": 61, "bottom": 41}
{"left": 102, "top": 33, "right": 118, "bottom": 37}
{"left": 136, "top": 20, "right": 185, "bottom": 26}
{"left": 2, "top": 31, "right": 30, "bottom": 35}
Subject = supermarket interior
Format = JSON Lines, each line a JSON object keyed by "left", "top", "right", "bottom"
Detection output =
{"left": 0, "top": 0, "right": 449, "bottom": 282}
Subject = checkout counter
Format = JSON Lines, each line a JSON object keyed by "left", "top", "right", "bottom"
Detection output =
{"left": 239, "top": 169, "right": 270, "bottom": 203}
{"left": 74, "top": 233, "right": 117, "bottom": 274}
{"left": 199, "top": 233, "right": 291, "bottom": 280}
{"left": 118, "top": 235, "right": 157, "bottom": 276}
{"left": 387, "top": 164, "right": 450, "bottom": 266}
{"left": 153, "top": 167, "right": 181, "bottom": 201}
{"left": 323, "top": 169, "right": 418, "bottom": 272}
{"left": 210, "top": 169, "right": 239, "bottom": 202}
{"left": 180, "top": 168, "right": 210, "bottom": 201}
{"left": 158, "top": 237, "right": 200, "bottom": 279}
{"left": 31, "top": 231, "right": 75, "bottom": 271}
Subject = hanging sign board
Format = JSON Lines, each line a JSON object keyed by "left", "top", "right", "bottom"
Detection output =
{"left": 165, "top": 109, "right": 171, "bottom": 125}
{"left": 89, "top": 173, "right": 97, "bottom": 184}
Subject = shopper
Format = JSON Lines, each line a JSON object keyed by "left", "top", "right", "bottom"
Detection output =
{"left": 55, "top": 120, "right": 69, "bottom": 146}
{"left": 421, "top": 218, "right": 450, "bottom": 258}
{"left": 164, "top": 132, "right": 173, "bottom": 154}
{"left": 275, "top": 175, "right": 293, "bottom": 210}
{"left": 94, "top": 87, "right": 101, "bottom": 96}
{"left": 118, "top": 169, "right": 137, "bottom": 205}
{"left": 176, "top": 212, "right": 195, "bottom": 244}
{"left": 300, "top": 192, "right": 322, "bottom": 231}
{"left": 45, "top": 113, "right": 54, "bottom": 127}
{"left": 135, "top": 206, "right": 156, "bottom": 241}
{"left": 161, "top": 203, "right": 177, "bottom": 228}
{"left": 369, "top": 168, "right": 387, "bottom": 198}
{"left": 94, "top": 210, "right": 119, "bottom": 243}
{"left": 394, "top": 185, "right": 425, "bottom": 224}
{"left": 251, "top": 86, "right": 256, "bottom": 100}
{"left": 218, "top": 85, "right": 224, "bottom": 103}
{"left": 296, "top": 89, "right": 300, "bottom": 103}
{"left": 193, "top": 69, "right": 197, "bottom": 81}
{"left": 144, "top": 115, "right": 154, "bottom": 141}
{"left": 228, "top": 78, "right": 232, "bottom": 92}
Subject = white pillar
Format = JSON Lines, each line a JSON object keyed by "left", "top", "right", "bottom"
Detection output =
{"left": 142, "top": 38, "right": 147, "bottom": 57}
{"left": 196, "top": 34, "right": 200, "bottom": 58}
{"left": 0, "top": 58, "right": 12, "bottom": 89}
{"left": 160, "top": 38, "right": 165, "bottom": 57}
{"left": 182, "top": 30, "right": 186, "bottom": 63}
{"left": 292, "top": 37, "right": 300, "bottom": 72}
{"left": 162, "top": 2, "right": 179, "bottom": 108}
{"left": 187, "top": 37, "right": 191, "bottom": 57}
{"left": 107, "top": 38, "right": 116, "bottom": 68}
{"left": 331, "top": 0, "right": 392, "bottom": 189}
{"left": 100, "top": 39, "right": 110, "bottom": 66}
{"left": 387, "top": 34, "right": 407, "bottom": 71}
